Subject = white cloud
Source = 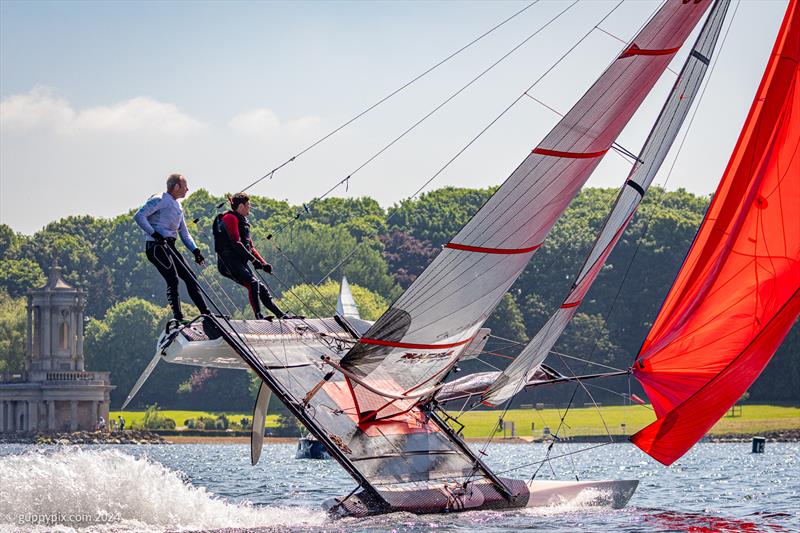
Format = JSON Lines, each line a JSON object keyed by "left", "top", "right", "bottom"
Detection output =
{"left": 286, "top": 116, "right": 322, "bottom": 135}
{"left": 228, "top": 108, "right": 281, "bottom": 138}
{"left": 0, "top": 87, "right": 75, "bottom": 132}
{"left": 0, "top": 87, "right": 206, "bottom": 136}
{"left": 228, "top": 108, "right": 323, "bottom": 140}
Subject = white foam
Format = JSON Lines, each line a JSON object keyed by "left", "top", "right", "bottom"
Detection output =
{"left": 0, "top": 447, "right": 326, "bottom": 532}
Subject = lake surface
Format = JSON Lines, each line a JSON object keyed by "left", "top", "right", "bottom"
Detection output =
{"left": 0, "top": 441, "right": 797, "bottom": 532}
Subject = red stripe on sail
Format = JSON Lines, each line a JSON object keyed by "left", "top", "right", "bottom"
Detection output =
{"left": 445, "top": 242, "right": 542, "bottom": 254}
{"left": 620, "top": 44, "right": 681, "bottom": 58}
{"left": 560, "top": 300, "right": 582, "bottom": 309}
{"left": 359, "top": 337, "right": 474, "bottom": 350}
{"left": 532, "top": 147, "right": 608, "bottom": 159}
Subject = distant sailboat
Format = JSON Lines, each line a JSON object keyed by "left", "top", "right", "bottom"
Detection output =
{"left": 124, "top": 0, "right": 798, "bottom": 517}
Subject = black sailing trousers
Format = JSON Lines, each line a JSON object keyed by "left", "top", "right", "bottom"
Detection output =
{"left": 145, "top": 239, "right": 209, "bottom": 320}
{"left": 217, "top": 256, "right": 284, "bottom": 318}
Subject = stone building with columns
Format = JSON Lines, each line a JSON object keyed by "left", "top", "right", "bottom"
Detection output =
{"left": 0, "top": 262, "right": 113, "bottom": 433}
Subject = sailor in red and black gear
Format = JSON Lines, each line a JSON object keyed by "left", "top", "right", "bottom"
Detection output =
{"left": 213, "top": 192, "right": 285, "bottom": 319}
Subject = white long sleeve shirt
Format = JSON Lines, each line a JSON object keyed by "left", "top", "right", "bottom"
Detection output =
{"left": 133, "top": 192, "right": 198, "bottom": 251}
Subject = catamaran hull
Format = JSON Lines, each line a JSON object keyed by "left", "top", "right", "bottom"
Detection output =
{"left": 324, "top": 478, "right": 638, "bottom": 517}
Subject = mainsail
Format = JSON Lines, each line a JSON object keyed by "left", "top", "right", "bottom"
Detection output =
{"left": 631, "top": 0, "right": 800, "bottom": 466}
{"left": 482, "top": 0, "right": 731, "bottom": 406}
{"left": 340, "top": 0, "right": 712, "bottom": 422}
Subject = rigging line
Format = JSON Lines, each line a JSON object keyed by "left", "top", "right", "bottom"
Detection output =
{"left": 318, "top": 0, "right": 627, "bottom": 292}
{"left": 271, "top": 0, "right": 576, "bottom": 242}
{"left": 236, "top": 1, "right": 542, "bottom": 197}
{"left": 275, "top": 0, "right": 583, "bottom": 257}
{"left": 522, "top": 92, "right": 643, "bottom": 165}
{"left": 187, "top": 219, "right": 266, "bottom": 317}
{"left": 587, "top": 0, "right": 742, "bottom": 366}
{"left": 269, "top": 243, "right": 341, "bottom": 318}
{"left": 368, "top": 1, "right": 631, "bottom": 304}
{"left": 531, "top": 384, "right": 579, "bottom": 481}
{"left": 583, "top": 381, "right": 652, "bottom": 410}
{"left": 497, "top": 442, "right": 614, "bottom": 476}
{"left": 548, "top": 350, "right": 626, "bottom": 373}
{"left": 158, "top": 250, "right": 358, "bottom": 457}
{"left": 485, "top": 333, "right": 627, "bottom": 372}
{"left": 474, "top": 356, "right": 503, "bottom": 372}
{"left": 159, "top": 245, "right": 314, "bottom": 393}
{"left": 555, "top": 352, "right": 614, "bottom": 442}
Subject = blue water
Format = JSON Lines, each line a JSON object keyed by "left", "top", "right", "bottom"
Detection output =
{"left": 0, "top": 442, "right": 797, "bottom": 532}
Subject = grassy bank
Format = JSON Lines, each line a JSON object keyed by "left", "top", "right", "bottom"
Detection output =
{"left": 109, "top": 410, "right": 280, "bottom": 429}
{"left": 449, "top": 404, "right": 800, "bottom": 438}
{"left": 109, "top": 405, "right": 799, "bottom": 438}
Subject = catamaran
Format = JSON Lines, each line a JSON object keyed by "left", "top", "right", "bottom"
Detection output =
{"left": 123, "top": 0, "right": 799, "bottom": 517}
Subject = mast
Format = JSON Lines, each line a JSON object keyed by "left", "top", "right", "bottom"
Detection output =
{"left": 482, "top": 0, "right": 732, "bottom": 406}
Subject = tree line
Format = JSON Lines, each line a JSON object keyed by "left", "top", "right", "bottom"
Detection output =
{"left": 0, "top": 186, "right": 796, "bottom": 409}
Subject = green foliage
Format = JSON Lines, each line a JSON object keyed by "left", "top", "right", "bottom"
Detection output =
{"left": 555, "top": 312, "right": 620, "bottom": 366}
{"left": 0, "top": 289, "right": 26, "bottom": 373}
{"left": 380, "top": 230, "right": 438, "bottom": 288}
{"left": 139, "top": 404, "right": 177, "bottom": 430}
{"left": 0, "top": 258, "right": 45, "bottom": 297}
{"left": 388, "top": 186, "right": 497, "bottom": 247}
{"left": 276, "top": 279, "right": 388, "bottom": 321}
{"left": 0, "top": 224, "right": 24, "bottom": 258}
{"left": 260, "top": 220, "right": 399, "bottom": 300}
{"left": 0, "top": 185, "right": 796, "bottom": 407}
{"left": 485, "top": 294, "right": 528, "bottom": 344}
{"left": 84, "top": 298, "right": 192, "bottom": 407}
{"left": 273, "top": 414, "right": 303, "bottom": 437}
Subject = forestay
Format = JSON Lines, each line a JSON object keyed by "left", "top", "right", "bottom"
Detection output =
{"left": 482, "top": 0, "right": 731, "bottom": 406}
{"left": 340, "top": 0, "right": 713, "bottom": 421}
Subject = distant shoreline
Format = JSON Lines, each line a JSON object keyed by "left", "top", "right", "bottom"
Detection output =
{"left": 163, "top": 430, "right": 800, "bottom": 445}
{"left": 1, "top": 429, "right": 798, "bottom": 445}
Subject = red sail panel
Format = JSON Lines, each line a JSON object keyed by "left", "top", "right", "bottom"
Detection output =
{"left": 632, "top": 0, "right": 800, "bottom": 466}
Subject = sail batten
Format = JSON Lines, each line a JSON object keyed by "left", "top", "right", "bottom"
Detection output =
{"left": 631, "top": 0, "right": 800, "bottom": 465}
{"left": 481, "top": 0, "right": 732, "bottom": 407}
{"left": 341, "top": 0, "right": 713, "bottom": 421}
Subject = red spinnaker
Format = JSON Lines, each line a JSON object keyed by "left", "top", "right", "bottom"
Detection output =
{"left": 631, "top": 0, "right": 800, "bottom": 466}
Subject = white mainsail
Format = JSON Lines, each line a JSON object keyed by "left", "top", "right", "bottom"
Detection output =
{"left": 340, "top": 0, "right": 712, "bottom": 421}
{"left": 483, "top": 0, "right": 731, "bottom": 406}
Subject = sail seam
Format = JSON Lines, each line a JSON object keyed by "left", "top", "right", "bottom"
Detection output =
{"left": 359, "top": 337, "right": 474, "bottom": 350}
{"left": 532, "top": 147, "right": 609, "bottom": 159}
{"left": 444, "top": 242, "right": 542, "bottom": 254}
{"left": 619, "top": 44, "right": 681, "bottom": 58}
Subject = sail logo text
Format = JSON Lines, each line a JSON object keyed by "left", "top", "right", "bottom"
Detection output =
{"left": 400, "top": 350, "right": 454, "bottom": 363}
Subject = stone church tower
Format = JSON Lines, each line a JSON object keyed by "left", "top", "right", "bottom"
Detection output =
{"left": 0, "top": 262, "right": 114, "bottom": 433}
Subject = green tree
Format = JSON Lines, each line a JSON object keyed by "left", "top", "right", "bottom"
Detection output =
{"left": 259, "top": 220, "right": 399, "bottom": 300}
{"left": 275, "top": 279, "right": 388, "bottom": 321}
{"left": 84, "top": 298, "right": 192, "bottom": 407}
{"left": 0, "top": 289, "right": 26, "bottom": 373}
{"left": 484, "top": 293, "right": 528, "bottom": 344}
{"left": 388, "top": 187, "right": 497, "bottom": 247}
{"left": 0, "top": 258, "right": 45, "bottom": 297}
{"left": 0, "top": 224, "right": 24, "bottom": 259}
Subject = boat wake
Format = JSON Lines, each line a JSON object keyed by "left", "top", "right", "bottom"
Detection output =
{"left": 0, "top": 447, "right": 326, "bottom": 533}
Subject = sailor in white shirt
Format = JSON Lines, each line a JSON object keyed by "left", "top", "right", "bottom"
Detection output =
{"left": 134, "top": 173, "right": 210, "bottom": 323}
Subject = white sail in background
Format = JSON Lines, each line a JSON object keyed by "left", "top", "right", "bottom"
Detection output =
{"left": 336, "top": 276, "right": 361, "bottom": 319}
{"left": 483, "top": 0, "right": 731, "bottom": 406}
{"left": 340, "top": 0, "right": 712, "bottom": 421}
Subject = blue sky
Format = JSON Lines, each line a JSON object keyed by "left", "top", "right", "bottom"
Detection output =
{"left": 0, "top": 0, "right": 788, "bottom": 233}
